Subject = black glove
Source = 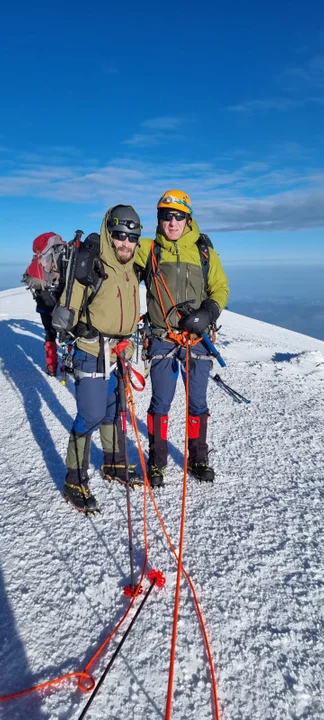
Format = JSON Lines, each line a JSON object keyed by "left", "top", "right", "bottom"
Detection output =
{"left": 201, "top": 299, "right": 220, "bottom": 324}
{"left": 180, "top": 307, "right": 211, "bottom": 335}
{"left": 180, "top": 300, "right": 220, "bottom": 335}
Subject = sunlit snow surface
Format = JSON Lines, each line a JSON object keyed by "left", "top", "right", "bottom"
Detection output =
{"left": 0, "top": 287, "right": 323, "bottom": 720}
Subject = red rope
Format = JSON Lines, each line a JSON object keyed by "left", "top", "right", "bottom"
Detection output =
{"left": 165, "top": 339, "right": 190, "bottom": 718}
{"left": 126, "top": 359, "right": 221, "bottom": 720}
{"left": 0, "top": 672, "right": 95, "bottom": 702}
{"left": 0, "top": 352, "right": 221, "bottom": 719}
{"left": 0, "top": 360, "right": 150, "bottom": 704}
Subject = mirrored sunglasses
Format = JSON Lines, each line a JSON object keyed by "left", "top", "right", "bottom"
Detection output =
{"left": 159, "top": 210, "right": 187, "bottom": 222}
{"left": 111, "top": 231, "right": 139, "bottom": 243}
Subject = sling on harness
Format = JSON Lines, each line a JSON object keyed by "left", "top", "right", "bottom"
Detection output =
{"left": 145, "top": 241, "right": 217, "bottom": 351}
{"left": 144, "top": 251, "right": 251, "bottom": 404}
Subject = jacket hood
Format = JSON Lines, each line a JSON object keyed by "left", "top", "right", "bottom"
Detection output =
{"left": 155, "top": 219, "right": 201, "bottom": 254}
{"left": 99, "top": 207, "right": 138, "bottom": 271}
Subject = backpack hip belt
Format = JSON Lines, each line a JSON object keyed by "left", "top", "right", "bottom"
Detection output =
{"left": 74, "top": 363, "right": 117, "bottom": 381}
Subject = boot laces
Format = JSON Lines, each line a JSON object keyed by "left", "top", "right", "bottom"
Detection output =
{"left": 148, "top": 465, "right": 164, "bottom": 477}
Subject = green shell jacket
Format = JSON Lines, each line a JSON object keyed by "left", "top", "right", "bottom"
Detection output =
{"left": 134, "top": 220, "right": 229, "bottom": 332}
{"left": 60, "top": 208, "right": 139, "bottom": 358}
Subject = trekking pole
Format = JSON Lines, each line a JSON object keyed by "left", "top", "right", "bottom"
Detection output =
{"left": 65, "top": 229, "right": 84, "bottom": 306}
{"left": 58, "top": 229, "right": 84, "bottom": 343}
{"left": 117, "top": 352, "right": 135, "bottom": 591}
{"left": 135, "top": 324, "right": 140, "bottom": 364}
{"left": 212, "top": 373, "right": 251, "bottom": 404}
{"left": 78, "top": 577, "right": 157, "bottom": 720}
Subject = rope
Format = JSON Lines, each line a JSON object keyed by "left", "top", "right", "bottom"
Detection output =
{"left": 125, "top": 351, "right": 221, "bottom": 720}
{"left": 78, "top": 360, "right": 149, "bottom": 689}
{"left": 0, "top": 672, "right": 95, "bottom": 702}
{"left": 0, "top": 358, "right": 150, "bottom": 703}
{"left": 165, "top": 339, "right": 190, "bottom": 718}
{"left": 0, "top": 349, "right": 220, "bottom": 719}
{"left": 150, "top": 244, "right": 201, "bottom": 348}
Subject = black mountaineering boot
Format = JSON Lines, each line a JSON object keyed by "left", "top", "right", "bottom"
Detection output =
{"left": 147, "top": 412, "right": 168, "bottom": 488}
{"left": 64, "top": 432, "right": 100, "bottom": 513}
{"left": 100, "top": 420, "right": 143, "bottom": 488}
{"left": 102, "top": 463, "right": 143, "bottom": 488}
{"left": 64, "top": 472, "right": 100, "bottom": 514}
{"left": 147, "top": 465, "right": 165, "bottom": 489}
{"left": 187, "top": 462, "right": 215, "bottom": 482}
{"left": 188, "top": 413, "right": 215, "bottom": 483}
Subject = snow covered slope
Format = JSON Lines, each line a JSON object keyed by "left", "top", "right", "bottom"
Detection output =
{"left": 0, "top": 287, "right": 323, "bottom": 720}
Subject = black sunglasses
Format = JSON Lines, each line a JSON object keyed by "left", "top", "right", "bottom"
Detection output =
{"left": 111, "top": 231, "right": 139, "bottom": 243}
{"left": 159, "top": 210, "right": 187, "bottom": 222}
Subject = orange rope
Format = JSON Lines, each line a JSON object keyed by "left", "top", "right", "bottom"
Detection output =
{"left": 126, "top": 354, "right": 221, "bottom": 720}
{"left": 151, "top": 242, "right": 176, "bottom": 336}
{"left": 165, "top": 339, "right": 190, "bottom": 718}
{"left": 0, "top": 672, "right": 95, "bottom": 702}
{"left": 150, "top": 243, "right": 203, "bottom": 348}
{"left": 0, "top": 365, "right": 149, "bottom": 705}
{"left": 0, "top": 542, "right": 149, "bottom": 702}
{"left": 80, "top": 367, "right": 149, "bottom": 688}
{"left": 0, "top": 356, "right": 220, "bottom": 719}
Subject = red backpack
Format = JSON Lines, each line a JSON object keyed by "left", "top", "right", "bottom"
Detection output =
{"left": 23, "top": 232, "right": 67, "bottom": 291}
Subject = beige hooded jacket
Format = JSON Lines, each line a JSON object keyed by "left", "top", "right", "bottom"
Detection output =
{"left": 60, "top": 208, "right": 139, "bottom": 358}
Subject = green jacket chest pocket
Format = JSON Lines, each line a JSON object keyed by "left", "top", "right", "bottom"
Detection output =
{"left": 185, "top": 264, "right": 206, "bottom": 306}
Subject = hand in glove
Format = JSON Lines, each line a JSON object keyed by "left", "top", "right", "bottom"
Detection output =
{"left": 201, "top": 298, "right": 220, "bottom": 324}
{"left": 180, "top": 307, "right": 211, "bottom": 335}
{"left": 180, "top": 300, "right": 220, "bottom": 335}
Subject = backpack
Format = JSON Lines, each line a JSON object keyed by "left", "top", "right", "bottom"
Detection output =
{"left": 54, "top": 232, "right": 106, "bottom": 340}
{"left": 143, "top": 233, "right": 213, "bottom": 293}
{"left": 22, "top": 232, "right": 67, "bottom": 292}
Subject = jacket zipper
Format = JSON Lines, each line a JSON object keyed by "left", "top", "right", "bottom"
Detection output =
{"left": 117, "top": 286, "right": 123, "bottom": 333}
{"left": 185, "top": 264, "right": 189, "bottom": 301}
{"left": 132, "top": 286, "right": 137, "bottom": 328}
{"left": 175, "top": 242, "right": 180, "bottom": 305}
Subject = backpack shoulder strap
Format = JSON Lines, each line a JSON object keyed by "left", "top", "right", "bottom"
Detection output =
{"left": 144, "top": 241, "right": 161, "bottom": 287}
{"left": 144, "top": 235, "right": 211, "bottom": 294}
{"left": 196, "top": 234, "right": 212, "bottom": 293}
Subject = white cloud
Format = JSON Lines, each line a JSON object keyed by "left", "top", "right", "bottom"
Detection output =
{"left": 196, "top": 189, "right": 324, "bottom": 232}
{"left": 141, "top": 116, "right": 184, "bottom": 130}
{"left": 282, "top": 54, "right": 324, "bottom": 90}
{"left": 1, "top": 148, "right": 324, "bottom": 233}
{"left": 227, "top": 98, "right": 303, "bottom": 112}
{"left": 123, "top": 115, "right": 184, "bottom": 146}
{"left": 227, "top": 54, "right": 324, "bottom": 114}
{"left": 123, "top": 133, "right": 166, "bottom": 147}
{"left": 226, "top": 96, "right": 324, "bottom": 112}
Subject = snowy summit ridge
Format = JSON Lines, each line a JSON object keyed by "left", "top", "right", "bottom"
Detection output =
{"left": 0, "top": 287, "right": 323, "bottom": 720}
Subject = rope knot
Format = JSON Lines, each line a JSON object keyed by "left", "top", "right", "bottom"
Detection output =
{"left": 147, "top": 569, "right": 166, "bottom": 588}
{"left": 123, "top": 583, "right": 143, "bottom": 597}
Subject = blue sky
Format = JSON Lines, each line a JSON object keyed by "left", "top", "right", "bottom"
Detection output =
{"left": 1, "top": 0, "right": 324, "bottom": 263}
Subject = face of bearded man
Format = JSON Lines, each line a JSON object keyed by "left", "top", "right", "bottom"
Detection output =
{"left": 111, "top": 236, "right": 137, "bottom": 264}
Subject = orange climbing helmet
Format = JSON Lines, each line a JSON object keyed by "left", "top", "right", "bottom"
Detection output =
{"left": 157, "top": 189, "right": 193, "bottom": 216}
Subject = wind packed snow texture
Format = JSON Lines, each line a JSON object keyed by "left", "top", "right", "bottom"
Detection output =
{"left": 0, "top": 287, "right": 323, "bottom": 720}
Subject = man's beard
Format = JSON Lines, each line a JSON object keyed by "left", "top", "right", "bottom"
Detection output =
{"left": 113, "top": 244, "right": 136, "bottom": 264}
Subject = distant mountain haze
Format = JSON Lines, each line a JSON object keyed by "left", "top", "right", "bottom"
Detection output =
{"left": 2, "top": 262, "right": 324, "bottom": 342}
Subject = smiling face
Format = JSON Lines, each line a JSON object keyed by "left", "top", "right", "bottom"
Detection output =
{"left": 159, "top": 210, "right": 188, "bottom": 241}
{"left": 111, "top": 232, "right": 138, "bottom": 263}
